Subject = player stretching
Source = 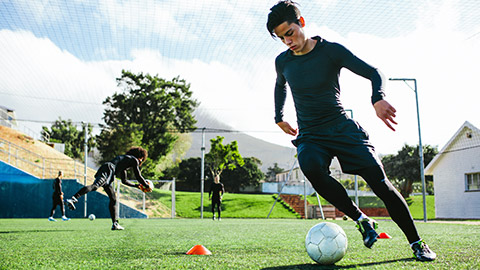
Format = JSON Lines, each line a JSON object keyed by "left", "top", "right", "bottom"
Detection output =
{"left": 66, "top": 147, "right": 151, "bottom": 230}
{"left": 48, "top": 171, "right": 70, "bottom": 221}
{"left": 266, "top": 1, "right": 436, "bottom": 261}
{"left": 209, "top": 175, "right": 225, "bottom": 220}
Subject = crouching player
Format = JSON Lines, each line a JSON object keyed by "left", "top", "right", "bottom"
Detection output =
{"left": 66, "top": 146, "right": 152, "bottom": 230}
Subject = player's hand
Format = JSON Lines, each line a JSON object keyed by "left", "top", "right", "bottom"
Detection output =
{"left": 277, "top": 121, "right": 298, "bottom": 136}
{"left": 373, "top": 100, "right": 397, "bottom": 131}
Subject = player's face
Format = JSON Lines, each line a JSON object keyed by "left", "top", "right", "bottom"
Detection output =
{"left": 273, "top": 18, "right": 307, "bottom": 55}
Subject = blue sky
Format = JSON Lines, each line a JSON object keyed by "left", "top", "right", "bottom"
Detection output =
{"left": 1, "top": 0, "right": 479, "bottom": 155}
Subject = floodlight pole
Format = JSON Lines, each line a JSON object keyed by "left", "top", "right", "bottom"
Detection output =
{"left": 389, "top": 78, "right": 427, "bottom": 222}
{"left": 82, "top": 122, "right": 88, "bottom": 218}
{"left": 200, "top": 127, "right": 206, "bottom": 219}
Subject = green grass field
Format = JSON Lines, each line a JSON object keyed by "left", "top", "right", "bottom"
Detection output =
{"left": 153, "top": 191, "right": 300, "bottom": 219}
{"left": 1, "top": 218, "right": 478, "bottom": 269}
{"left": 152, "top": 190, "right": 435, "bottom": 220}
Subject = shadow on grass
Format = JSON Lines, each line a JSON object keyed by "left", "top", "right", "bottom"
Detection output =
{"left": 261, "top": 257, "right": 415, "bottom": 269}
{"left": 164, "top": 252, "right": 190, "bottom": 256}
{"left": 0, "top": 229, "right": 75, "bottom": 234}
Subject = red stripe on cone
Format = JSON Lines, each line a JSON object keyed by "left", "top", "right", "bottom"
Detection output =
{"left": 186, "top": 245, "right": 212, "bottom": 255}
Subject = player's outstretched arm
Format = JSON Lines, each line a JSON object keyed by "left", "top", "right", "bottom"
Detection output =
{"left": 119, "top": 171, "right": 139, "bottom": 187}
{"left": 373, "top": 100, "right": 397, "bottom": 131}
{"left": 277, "top": 121, "right": 298, "bottom": 136}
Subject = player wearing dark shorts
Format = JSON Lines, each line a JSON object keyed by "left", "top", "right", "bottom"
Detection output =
{"left": 267, "top": 1, "right": 435, "bottom": 261}
{"left": 66, "top": 147, "right": 150, "bottom": 230}
{"left": 48, "top": 171, "right": 70, "bottom": 221}
{"left": 209, "top": 175, "right": 225, "bottom": 220}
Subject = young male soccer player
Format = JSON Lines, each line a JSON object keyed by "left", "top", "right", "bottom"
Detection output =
{"left": 48, "top": 170, "right": 70, "bottom": 221}
{"left": 209, "top": 175, "right": 225, "bottom": 220}
{"left": 266, "top": 0, "right": 436, "bottom": 261}
{"left": 66, "top": 147, "right": 151, "bottom": 230}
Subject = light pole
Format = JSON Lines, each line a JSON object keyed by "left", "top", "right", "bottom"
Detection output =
{"left": 200, "top": 127, "right": 206, "bottom": 219}
{"left": 389, "top": 78, "right": 427, "bottom": 222}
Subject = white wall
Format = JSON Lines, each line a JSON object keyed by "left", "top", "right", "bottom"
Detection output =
{"left": 433, "top": 136, "right": 480, "bottom": 219}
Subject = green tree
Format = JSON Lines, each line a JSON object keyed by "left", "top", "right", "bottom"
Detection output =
{"left": 381, "top": 144, "right": 438, "bottom": 198}
{"left": 205, "top": 136, "right": 244, "bottom": 180}
{"left": 41, "top": 118, "right": 95, "bottom": 161}
{"left": 163, "top": 157, "right": 201, "bottom": 192}
{"left": 97, "top": 70, "right": 198, "bottom": 177}
{"left": 166, "top": 156, "right": 264, "bottom": 193}
{"left": 265, "top": 162, "right": 284, "bottom": 182}
{"left": 221, "top": 157, "right": 265, "bottom": 193}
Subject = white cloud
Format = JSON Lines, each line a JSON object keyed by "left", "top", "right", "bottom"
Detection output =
{"left": 1, "top": 0, "right": 479, "bottom": 155}
{"left": 299, "top": 1, "right": 480, "bottom": 154}
{"left": 0, "top": 30, "right": 117, "bottom": 127}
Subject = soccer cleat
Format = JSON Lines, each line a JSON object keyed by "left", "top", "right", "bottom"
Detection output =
{"left": 111, "top": 222, "right": 124, "bottom": 230}
{"left": 412, "top": 240, "right": 436, "bottom": 261}
{"left": 48, "top": 217, "right": 56, "bottom": 222}
{"left": 62, "top": 216, "right": 70, "bottom": 221}
{"left": 212, "top": 214, "right": 216, "bottom": 221}
{"left": 66, "top": 197, "right": 78, "bottom": 210}
{"left": 356, "top": 217, "right": 379, "bottom": 248}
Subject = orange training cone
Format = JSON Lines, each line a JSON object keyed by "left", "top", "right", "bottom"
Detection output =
{"left": 186, "top": 245, "right": 212, "bottom": 255}
{"left": 377, "top": 232, "right": 392, "bottom": 239}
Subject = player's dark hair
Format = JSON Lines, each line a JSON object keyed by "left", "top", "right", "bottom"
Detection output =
{"left": 126, "top": 146, "right": 148, "bottom": 165}
{"left": 266, "top": 0, "right": 301, "bottom": 38}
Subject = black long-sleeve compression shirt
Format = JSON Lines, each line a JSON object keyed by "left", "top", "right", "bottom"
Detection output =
{"left": 109, "top": 155, "right": 149, "bottom": 188}
{"left": 274, "top": 36, "right": 385, "bottom": 132}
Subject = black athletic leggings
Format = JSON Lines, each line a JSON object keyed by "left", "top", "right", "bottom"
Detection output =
{"left": 74, "top": 183, "right": 118, "bottom": 223}
{"left": 211, "top": 199, "right": 221, "bottom": 217}
{"left": 50, "top": 194, "right": 65, "bottom": 217}
{"left": 299, "top": 156, "right": 421, "bottom": 244}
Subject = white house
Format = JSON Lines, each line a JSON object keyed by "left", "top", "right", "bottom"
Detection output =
{"left": 265, "top": 166, "right": 314, "bottom": 195}
{"left": 266, "top": 157, "right": 372, "bottom": 195}
{"left": 0, "top": 105, "right": 17, "bottom": 128}
{"left": 425, "top": 121, "right": 480, "bottom": 219}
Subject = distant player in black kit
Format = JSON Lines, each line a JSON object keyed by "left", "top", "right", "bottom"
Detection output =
{"left": 209, "top": 175, "right": 225, "bottom": 220}
{"left": 66, "top": 147, "right": 151, "bottom": 230}
{"left": 48, "top": 171, "right": 70, "bottom": 221}
{"left": 267, "top": 1, "right": 436, "bottom": 261}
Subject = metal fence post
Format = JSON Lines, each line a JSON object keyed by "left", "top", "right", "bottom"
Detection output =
{"left": 172, "top": 178, "right": 176, "bottom": 219}
{"left": 142, "top": 190, "right": 146, "bottom": 212}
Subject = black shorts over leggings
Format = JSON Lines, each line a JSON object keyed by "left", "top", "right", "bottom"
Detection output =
{"left": 293, "top": 117, "right": 381, "bottom": 174}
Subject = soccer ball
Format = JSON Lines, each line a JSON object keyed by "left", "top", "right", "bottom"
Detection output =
{"left": 305, "top": 222, "right": 348, "bottom": 265}
{"left": 88, "top": 214, "right": 96, "bottom": 221}
{"left": 140, "top": 180, "right": 154, "bottom": 193}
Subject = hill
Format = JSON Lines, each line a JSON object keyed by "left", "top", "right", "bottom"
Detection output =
{"left": 185, "top": 110, "right": 297, "bottom": 172}
{"left": 0, "top": 125, "right": 149, "bottom": 215}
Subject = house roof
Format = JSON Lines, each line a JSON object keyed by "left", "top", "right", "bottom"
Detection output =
{"left": 425, "top": 121, "right": 480, "bottom": 175}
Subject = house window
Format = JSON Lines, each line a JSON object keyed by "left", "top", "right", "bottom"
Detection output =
{"left": 465, "top": 173, "right": 480, "bottom": 191}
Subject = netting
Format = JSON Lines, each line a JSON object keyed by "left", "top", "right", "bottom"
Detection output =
{"left": 116, "top": 179, "right": 176, "bottom": 219}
